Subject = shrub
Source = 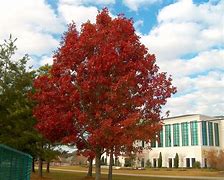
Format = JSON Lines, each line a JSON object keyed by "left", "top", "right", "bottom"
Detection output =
{"left": 192, "top": 161, "right": 200, "bottom": 168}
{"left": 146, "top": 159, "right": 152, "bottom": 168}
{"left": 124, "top": 158, "right": 132, "bottom": 167}
{"left": 158, "top": 152, "right": 162, "bottom": 168}
{"left": 174, "top": 153, "right": 179, "bottom": 168}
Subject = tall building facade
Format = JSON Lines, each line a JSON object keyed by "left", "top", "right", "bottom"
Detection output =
{"left": 138, "top": 114, "right": 224, "bottom": 168}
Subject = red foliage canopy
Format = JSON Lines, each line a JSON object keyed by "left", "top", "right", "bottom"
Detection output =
{"left": 33, "top": 9, "right": 176, "bottom": 154}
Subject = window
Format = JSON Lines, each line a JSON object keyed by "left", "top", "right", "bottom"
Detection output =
{"left": 186, "top": 158, "right": 190, "bottom": 168}
{"left": 190, "top": 121, "right": 198, "bottom": 145}
{"left": 181, "top": 122, "right": 189, "bottom": 146}
{"left": 191, "top": 158, "right": 196, "bottom": 167}
{"left": 208, "top": 122, "right": 214, "bottom": 146}
{"left": 214, "top": 123, "right": 219, "bottom": 146}
{"left": 165, "top": 125, "right": 171, "bottom": 147}
{"left": 153, "top": 158, "right": 157, "bottom": 168}
{"left": 168, "top": 158, "right": 172, "bottom": 168}
{"left": 202, "top": 121, "right": 208, "bottom": 145}
{"left": 158, "top": 129, "right": 163, "bottom": 147}
{"left": 142, "top": 141, "right": 145, "bottom": 148}
{"left": 173, "top": 123, "right": 180, "bottom": 146}
{"left": 151, "top": 139, "right": 156, "bottom": 148}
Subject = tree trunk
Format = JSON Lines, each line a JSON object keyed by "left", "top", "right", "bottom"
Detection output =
{"left": 87, "top": 158, "right": 93, "bottom": 177}
{"left": 46, "top": 161, "right": 50, "bottom": 173}
{"left": 95, "top": 151, "right": 101, "bottom": 180}
{"left": 108, "top": 151, "right": 113, "bottom": 180}
{"left": 32, "top": 158, "right": 35, "bottom": 173}
{"left": 38, "top": 158, "right": 43, "bottom": 177}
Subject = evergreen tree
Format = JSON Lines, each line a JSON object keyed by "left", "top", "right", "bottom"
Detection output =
{"left": 174, "top": 153, "right": 179, "bottom": 168}
{"left": 0, "top": 36, "right": 38, "bottom": 153}
{"left": 158, "top": 152, "right": 162, "bottom": 168}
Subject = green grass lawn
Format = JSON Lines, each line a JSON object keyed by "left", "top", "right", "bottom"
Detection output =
{"left": 49, "top": 165, "right": 224, "bottom": 177}
{"left": 32, "top": 165, "right": 224, "bottom": 180}
{"left": 31, "top": 171, "right": 211, "bottom": 180}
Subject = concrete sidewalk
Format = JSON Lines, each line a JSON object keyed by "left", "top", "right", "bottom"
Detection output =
{"left": 50, "top": 168, "right": 224, "bottom": 180}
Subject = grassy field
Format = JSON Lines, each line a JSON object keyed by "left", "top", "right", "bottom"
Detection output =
{"left": 49, "top": 165, "right": 224, "bottom": 177}
{"left": 31, "top": 171, "right": 214, "bottom": 180}
{"left": 31, "top": 165, "right": 224, "bottom": 180}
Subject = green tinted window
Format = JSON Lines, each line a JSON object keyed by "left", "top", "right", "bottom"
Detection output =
{"left": 208, "top": 122, "right": 214, "bottom": 146}
{"left": 165, "top": 125, "right": 171, "bottom": 147}
{"left": 181, "top": 122, "right": 189, "bottom": 146}
{"left": 190, "top": 121, "right": 198, "bottom": 146}
{"left": 202, "top": 121, "right": 208, "bottom": 145}
{"left": 158, "top": 129, "right": 163, "bottom": 147}
{"left": 173, "top": 123, "right": 180, "bottom": 146}
{"left": 151, "top": 139, "right": 156, "bottom": 148}
{"left": 214, "top": 123, "right": 219, "bottom": 146}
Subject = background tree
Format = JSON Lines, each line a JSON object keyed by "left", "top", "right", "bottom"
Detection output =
{"left": 33, "top": 9, "right": 176, "bottom": 180}
{"left": 0, "top": 36, "right": 53, "bottom": 178}
{"left": 0, "top": 36, "right": 46, "bottom": 176}
{"left": 158, "top": 152, "right": 162, "bottom": 168}
{"left": 0, "top": 37, "right": 59, "bottom": 178}
{"left": 0, "top": 36, "right": 37, "bottom": 150}
{"left": 44, "top": 144, "right": 60, "bottom": 173}
{"left": 205, "top": 149, "right": 224, "bottom": 170}
{"left": 174, "top": 153, "right": 179, "bottom": 168}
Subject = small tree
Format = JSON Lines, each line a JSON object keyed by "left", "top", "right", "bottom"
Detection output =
{"left": 174, "top": 153, "right": 179, "bottom": 168}
{"left": 146, "top": 159, "right": 152, "bottom": 168}
{"left": 158, "top": 152, "right": 162, "bottom": 168}
{"left": 124, "top": 158, "right": 132, "bottom": 167}
{"left": 192, "top": 161, "right": 200, "bottom": 169}
{"left": 205, "top": 149, "right": 224, "bottom": 170}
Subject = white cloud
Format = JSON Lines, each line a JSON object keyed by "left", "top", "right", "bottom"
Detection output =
{"left": 122, "top": 0, "right": 160, "bottom": 11}
{"left": 84, "top": 0, "right": 115, "bottom": 5}
{"left": 39, "top": 56, "right": 54, "bottom": 66}
{"left": 134, "top": 20, "right": 144, "bottom": 31}
{"left": 58, "top": 0, "right": 117, "bottom": 31}
{"left": 141, "top": 0, "right": 224, "bottom": 62}
{"left": 160, "top": 49, "right": 224, "bottom": 78}
{"left": 139, "top": 0, "right": 224, "bottom": 116}
{"left": 60, "top": 0, "right": 115, "bottom": 6}
{"left": 163, "top": 70, "right": 224, "bottom": 116}
{"left": 0, "top": 0, "right": 65, "bottom": 56}
{"left": 58, "top": 1, "right": 98, "bottom": 31}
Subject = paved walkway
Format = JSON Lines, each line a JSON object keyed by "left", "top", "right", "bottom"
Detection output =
{"left": 50, "top": 168, "right": 224, "bottom": 180}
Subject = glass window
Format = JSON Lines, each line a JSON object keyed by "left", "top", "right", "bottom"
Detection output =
{"left": 158, "top": 129, "right": 163, "bottom": 147}
{"left": 142, "top": 141, "right": 145, "bottom": 148}
{"left": 191, "top": 158, "right": 196, "bottom": 167}
{"left": 202, "top": 121, "right": 208, "bottom": 145}
{"left": 208, "top": 122, "right": 214, "bottom": 146}
{"left": 173, "top": 123, "right": 180, "bottom": 146}
{"left": 181, "top": 122, "right": 189, "bottom": 146}
{"left": 214, "top": 123, "right": 219, "bottom": 146}
{"left": 151, "top": 139, "right": 156, "bottom": 148}
{"left": 165, "top": 125, "right": 171, "bottom": 147}
{"left": 190, "top": 121, "right": 198, "bottom": 146}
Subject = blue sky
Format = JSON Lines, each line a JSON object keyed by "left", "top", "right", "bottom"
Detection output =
{"left": 0, "top": 0, "right": 223, "bottom": 117}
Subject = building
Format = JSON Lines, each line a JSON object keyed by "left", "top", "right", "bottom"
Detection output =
{"left": 138, "top": 114, "right": 224, "bottom": 168}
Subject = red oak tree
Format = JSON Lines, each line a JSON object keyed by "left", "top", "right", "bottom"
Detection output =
{"left": 33, "top": 9, "right": 176, "bottom": 180}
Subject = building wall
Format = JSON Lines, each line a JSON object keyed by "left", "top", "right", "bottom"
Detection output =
{"left": 141, "top": 114, "right": 224, "bottom": 168}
